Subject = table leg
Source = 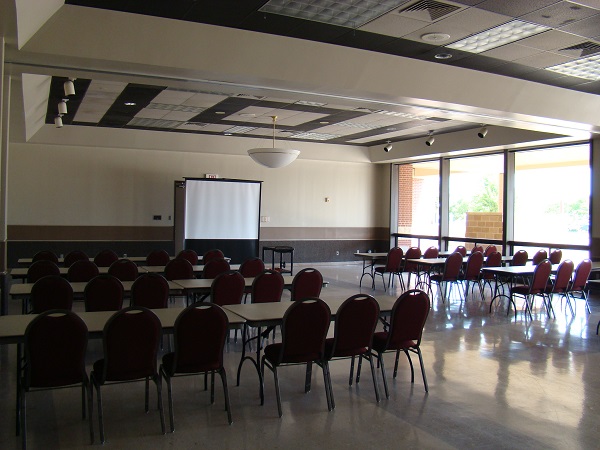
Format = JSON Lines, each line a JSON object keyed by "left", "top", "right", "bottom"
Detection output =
{"left": 359, "top": 258, "right": 376, "bottom": 290}
{"left": 235, "top": 324, "right": 264, "bottom": 404}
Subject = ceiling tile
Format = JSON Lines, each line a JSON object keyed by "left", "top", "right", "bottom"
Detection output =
{"left": 513, "top": 51, "right": 574, "bottom": 68}
{"left": 516, "top": 29, "right": 588, "bottom": 50}
{"left": 135, "top": 109, "right": 168, "bottom": 120}
{"left": 162, "top": 111, "right": 200, "bottom": 121}
{"left": 358, "top": 13, "right": 429, "bottom": 38}
{"left": 152, "top": 89, "right": 196, "bottom": 105}
{"left": 183, "top": 93, "right": 229, "bottom": 108}
{"left": 475, "top": 0, "right": 564, "bottom": 17}
{"left": 482, "top": 43, "right": 544, "bottom": 61}
{"left": 559, "top": 14, "right": 600, "bottom": 38}
{"left": 520, "top": 1, "right": 600, "bottom": 28}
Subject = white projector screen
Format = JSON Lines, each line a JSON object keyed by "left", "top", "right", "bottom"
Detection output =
{"left": 184, "top": 179, "right": 261, "bottom": 240}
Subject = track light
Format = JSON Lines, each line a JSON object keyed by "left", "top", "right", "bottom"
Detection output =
{"left": 384, "top": 141, "right": 392, "bottom": 152}
{"left": 425, "top": 131, "right": 435, "bottom": 146}
{"left": 55, "top": 115, "right": 63, "bottom": 128}
{"left": 478, "top": 126, "right": 488, "bottom": 138}
{"left": 64, "top": 78, "right": 76, "bottom": 96}
{"left": 58, "top": 99, "right": 68, "bottom": 115}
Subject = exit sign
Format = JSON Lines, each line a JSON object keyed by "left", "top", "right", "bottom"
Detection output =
{"left": 205, "top": 174, "right": 219, "bottom": 179}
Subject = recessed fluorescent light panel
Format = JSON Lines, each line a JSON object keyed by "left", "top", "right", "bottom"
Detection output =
{"left": 223, "top": 126, "right": 257, "bottom": 134}
{"left": 259, "top": 0, "right": 407, "bottom": 28}
{"left": 374, "top": 110, "right": 423, "bottom": 120}
{"left": 546, "top": 55, "right": 600, "bottom": 81}
{"left": 446, "top": 20, "right": 549, "bottom": 53}
{"left": 291, "top": 132, "right": 340, "bottom": 140}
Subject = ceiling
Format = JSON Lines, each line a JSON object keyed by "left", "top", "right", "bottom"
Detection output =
{"left": 3, "top": 0, "right": 600, "bottom": 156}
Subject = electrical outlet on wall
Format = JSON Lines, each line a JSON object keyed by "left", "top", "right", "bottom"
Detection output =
{"left": 336, "top": 251, "right": 340, "bottom": 256}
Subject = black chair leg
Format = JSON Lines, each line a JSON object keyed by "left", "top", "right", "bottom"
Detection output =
{"left": 219, "top": 369, "right": 233, "bottom": 425}
{"left": 305, "top": 362, "right": 312, "bottom": 393}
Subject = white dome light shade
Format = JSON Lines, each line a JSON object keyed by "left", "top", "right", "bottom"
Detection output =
{"left": 248, "top": 148, "right": 300, "bottom": 168}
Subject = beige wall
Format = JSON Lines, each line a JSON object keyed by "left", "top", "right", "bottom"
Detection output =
{"left": 7, "top": 142, "right": 390, "bottom": 235}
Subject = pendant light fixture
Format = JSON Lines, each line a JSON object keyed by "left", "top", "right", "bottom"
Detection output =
{"left": 248, "top": 116, "right": 300, "bottom": 168}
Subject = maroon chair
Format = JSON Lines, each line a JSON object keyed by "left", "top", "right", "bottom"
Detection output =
{"left": 291, "top": 268, "right": 323, "bottom": 301}
{"left": 239, "top": 257, "right": 265, "bottom": 278}
{"left": 146, "top": 249, "right": 171, "bottom": 266}
{"left": 203, "top": 249, "right": 225, "bottom": 264}
{"left": 84, "top": 275, "right": 124, "bottom": 312}
{"left": 164, "top": 258, "right": 195, "bottom": 281}
{"left": 177, "top": 249, "right": 199, "bottom": 265}
{"left": 461, "top": 251, "right": 484, "bottom": 301}
{"left": 131, "top": 273, "right": 170, "bottom": 309}
{"left": 566, "top": 259, "right": 592, "bottom": 314}
{"left": 511, "top": 250, "right": 529, "bottom": 266}
{"left": 30, "top": 275, "right": 74, "bottom": 313}
{"left": 471, "top": 245, "right": 483, "bottom": 255}
{"left": 429, "top": 252, "right": 463, "bottom": 303}
{"left": 160, "top": 303, "right": 232, "bottom": 431}
{"left": 251, "top": 270, "right": 284, "bottom": 304}
{"left": 325, "top": 294, "right": 381, "bottom": 404}
{"left": 481, "top": 251, "right": 502, "bottom": 298}
{"left": 484, "top": 245, "right": 497, "bottom": 257}
{"left": 108, "top": 258, "right": 139, "bottom": 281}
{"left": 31, "top": 250, "right": 59, "bottom": 264}
{"left": 210, "top": 271, "right": 245, "bottom": 306}
{"left": 532, "top": 249, "right": 548, "bottom": 265}
{"left": 549, "top": 249, "right": 562, "bottom": 265}
{"left": 261, "top": 298, "right": 333, "bottom": 417}
{"left": 67, "top": 260, "right": 100, "bottom": 282}
{"left": 26, "top": 260, "right": 60, "bottom": 283}
{"left": 63, "top": 250, "right": 89, "bottom": 267}
{"left": 422, "top": 246, "right": 439, "bottom": 259}
{"left": 19, "top": 310, "right": 93, "bottom": 448}
{"left": 93, "top": 250, "right": 119, "bottom": 267}
{"left": 374, "top": 248, "right": 404, "bottom": 291}
{"left": 401, "top": 247, "right": 422, "bottom": 289}
{"left": 371, "top": 289, "right": 431, "bottom": 396}
{"left": 202, "top": 258, "right": 231, "bottom": 279}
{"left": 545, "top": 260, "right": 574, "bottom": 316}
{"left": 453, "top": 245, "right": 467, "bottom": 257}
{"left": 509, "top": 259, "right": 552, "bottom": 319}
{"left": 91, "top": 307, "right": 166, "bottom": 443}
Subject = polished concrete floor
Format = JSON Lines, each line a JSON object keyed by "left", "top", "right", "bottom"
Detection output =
{"left": 1, "top": 263, "right": 599, "bottom": 449}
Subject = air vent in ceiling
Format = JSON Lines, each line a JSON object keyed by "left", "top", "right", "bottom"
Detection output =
{"left": 559, "top": 41, "right": 600, "bottom": 57}
{"left": 398, "top": 0, "right": 462, "bottom": 22}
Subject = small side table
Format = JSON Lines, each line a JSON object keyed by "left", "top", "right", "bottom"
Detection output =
{"left": 262, "top": 246, "right": 294, "bottom": 276}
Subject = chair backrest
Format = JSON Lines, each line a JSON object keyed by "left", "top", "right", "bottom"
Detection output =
{"left": 164, "top": 257, "right": 195, "bottom": 281}
{"left": 291, "top": 268, "right": 323, "bottom": 301}
{"left": 84, "top": 274, "right": 124, "bottom": 312}
{"left": 167, "top": 303, "right": 229, "bottom": 375}
{"left": 251, "top": 269, "right": 284, "bottom": 304}
{"left": 403, "top": 247, "right": 422, "bottom": 272}
{"left": 177, "top": 249, "right": 199, "bottom": 265}
{"left": 67, "top": 259, "right": 100, "bottom": 282}
{"left": 93, "top": 249, "right": 120, "bottom": 267}
{"left": 239, "top": 257, "right": 265, "bottom": 277}
{"left": 32, "top": 250, "right": 59, "bottom": 264}
{"left": 532, "top": 249, "right": 548, "bottom": 265}
{"left": 549, "top": 249, "right": 562, "bottom": 265}
{"left": 108, "top": 258, "right": 139, "bottom": 281}
{"left": 202, "top": 258, "right": 231, "bottom": 279}
{"left": 422, "top": 246, "right": 438, "bottom": 259}
{"left": 210, "top": 271, "right": 245, "bottom": 306}
{"left": 471, "top": 245, "right": 483, "bottom": 255}
{"left": 30, "top": 275, "right": 74, "bottom": 313}
{"left": 552, "top": 260, "right": 574, "bottom": 292}
{"left": 203, "top": 249, "right": 225, "bottom": 264}
{"left": 99, "top": 307, "right": 161, "bottom": 382}
{"left": 27, "top": 259, "right": 60, "bottom": 283}
{"left": 443, "top": 252, "right": 463, "bottom": 280}
{"left": 131, "top": 273, "right": 170, "bottom": 309}
{"left": 385, "top": 289, "right": 430, "bottom": 349}
{"left": 453, "top": 245, "right": 467, "bottom": 257}
{"left": 571, "top": 259, "right": 592, "bottom": 291}
{"left": 63, "top": 250, "right": 89, "bottom": 267}
{"left": 329, "top": 294, "right": 379, "bottom": 357}
{"left": 273, "top": 298, "right": 331, "bottom": 364}
{"left": 482, "top": 251, "right": 502, "bottom": 280}
{"left": 484, "top": 245, "right": 497, "bottom": 257}
{"left": 511, "top": 250, "right": 528, "bottom": 266}
{"left": 24, "top": 310, "right": 88, "bottom": 388}
{"left": 529, "top": 259, "right": 552, "bottom": 294}
{"left": 146, "top": 249, "right": 171, "bottom": 266}
{"left": 463, "top": 251, "right": 484, "bottom": 280}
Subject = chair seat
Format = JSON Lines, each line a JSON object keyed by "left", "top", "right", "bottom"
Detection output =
{"left": 93, "top": 359, "right": 153, "bottom": 382}
{"left": 161, "top": 352, "right": 221, "bottom": 374}
{"left": 372, "top": 332, "right": 417, "bottom": 353}
{"left": 264, "top": 343, "right": 321, "bottom": 364}
{"left": 374, "top": 267, "right": 386, "bottom": 274}
{"left": 510, "top": 284, "right": 529, "bottom": 295}
{"left": 324, "top": 338, "right": 367, "bottom": 359}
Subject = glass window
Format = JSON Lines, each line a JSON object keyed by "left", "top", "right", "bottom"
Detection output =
{"left": 396, "top": 161, "right": 439, "bottom": 242}
{"left": 448, "top": 155, "right": 504, "bottom": 247}
{"left": 514, "top": 144, "right": 590, "bottom": 245}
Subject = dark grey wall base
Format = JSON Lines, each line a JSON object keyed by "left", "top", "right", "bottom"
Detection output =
{"left": 260, "top": 240, "right": 389, "bottom": 264}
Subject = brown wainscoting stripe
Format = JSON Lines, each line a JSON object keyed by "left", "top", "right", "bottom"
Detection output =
{"left": 8, "top": 225, "right": 173, "bottom": 241}
{"left": 591, "top": 236, "right": 600, "bottom": 261}
{"left": 260, "top": 227, "right": 389, "bottom": 240}
{"left": 0, "top": 240, "right": 6, "bottom": 272}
